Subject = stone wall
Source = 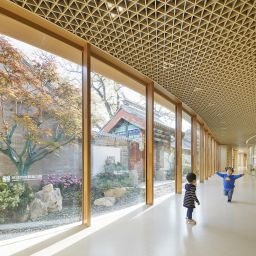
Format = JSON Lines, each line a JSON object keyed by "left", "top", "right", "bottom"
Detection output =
{"left": 0, "top": 142, "right": 82, "bottom": 177}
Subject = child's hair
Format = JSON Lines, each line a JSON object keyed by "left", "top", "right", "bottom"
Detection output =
{"left": 225, "top": 166, "right": 234, "bottom": 172}
{"left": 186, "top": 172, "right": 197, "bottom": 183}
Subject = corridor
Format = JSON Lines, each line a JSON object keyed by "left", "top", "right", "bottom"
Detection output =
{"left": 28, "top": 174, "right": 256, "bottom": 256}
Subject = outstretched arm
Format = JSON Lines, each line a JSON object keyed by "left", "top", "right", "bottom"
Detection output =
{"left": 233, "top": 173, "right": 245, "bottom": 180}
{"left": 216, "top": 171, "right": 225, "bottom": 178}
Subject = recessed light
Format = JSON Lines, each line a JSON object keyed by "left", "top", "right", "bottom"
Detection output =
{"left": 117, "top": 6, "right": 124, "bottom": 12}
{"left": 110, "top": 13, "right": 117, "bottom": 18}
{"left": 193, "top": 87, "right": 203, "bottom": 92}
{"left": 107, "top": 3, "right": 124, "bottom": 14}
{"left": 163, "top": 61, "right": 175, "bottom": 69}
{"left": 107, "top": 2, "right": 114, "bottom": 9}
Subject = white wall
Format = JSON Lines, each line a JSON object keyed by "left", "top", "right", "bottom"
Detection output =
{"left": 92, "top": 145, "right": 121, "bottom": 176}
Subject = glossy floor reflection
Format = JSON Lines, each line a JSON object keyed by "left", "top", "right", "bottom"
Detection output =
{"left": 23, "top": 175, "right": 256, "bottom": 256}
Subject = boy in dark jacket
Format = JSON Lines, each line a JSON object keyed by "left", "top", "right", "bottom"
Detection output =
{"left": 216, "top": 167, "right": 244, "bottom": 202}
{"left": 183, "top": 172, "right": 200, "bottom": 225}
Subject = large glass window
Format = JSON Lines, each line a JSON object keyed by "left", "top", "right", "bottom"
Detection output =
{"left": 182, "top": 111, "right": 192, "bottom": 182}
{"left": 196, "top": 124, "right": 200, "bottom": 179}
{"left": 91, "top": 59, "right": 146, "bottom": 217}
{"left": 153, "top": 94, "right": 176, "bottom": 198}
{"left": 0, "top": 33, "right": 82, "bottom": 241}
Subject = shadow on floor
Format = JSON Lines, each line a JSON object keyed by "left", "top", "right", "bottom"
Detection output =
{"left": 229, "top": 201, "right": 256, "bottom": 206}
{"left": 12, "top": 204, "right": 153, "bottom": 256}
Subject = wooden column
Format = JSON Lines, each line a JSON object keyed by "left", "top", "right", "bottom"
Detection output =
{"left": 146, "top": 82, "right": 154, "bottom": 205}
{"left": 227, "top": 145, "right": 232, "bottom": 166}
{"left": 82, "top": 43, "right": 91, "bottom": 226}
{"left": 200, "top": 125, "right": 205, "bottom": 182}
{"left": 210, "top": 137, "right": 213, "bottom": 176}
{"left": 217, "top": 143, "right": 220, "bottom": 170}
{"left": 205, "top": 131, "right": 208, "bottom": 180}
{"left": 213, "top": 140, "right": 215, "bottom": 174}
{"left": 215, "top": 142, "right": 219, "bottom": 171}
{"left": 208, "top": 135, "right": 211, "bottom": 177}
{"left": 212, "top": 138, "right": 214, "bottom": 175}
{"left": 192, "top": 116, "right": 197, "bottom": 173}
{"left": 175, "top": 103, "right": 182, "bottom": 194}
{"left": 233, "top": 147, "right": 238, "bottom": 171}
{"left": 214, "top": 141, "right": 217, "bottom": 173}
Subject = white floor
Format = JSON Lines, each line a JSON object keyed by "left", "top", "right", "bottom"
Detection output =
{"left": 6, "top": 175, "right": 256, "bottom": 256}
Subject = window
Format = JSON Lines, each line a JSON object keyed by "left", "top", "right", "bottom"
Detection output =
{"left": 91, "top": 58, "right": 146, "bottom": 217}
{"left": 154, "top": 94, "right": 176, "bottom": 198}
{"left": 0, "top": 32, "right": 82, "bottom": 240}
{"left": 182, "top": 111, "right": 192, "bottom": 182}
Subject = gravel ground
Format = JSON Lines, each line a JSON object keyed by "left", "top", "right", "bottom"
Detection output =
{"left": 0, "top": 183, "right": 172, "bottom": 241}
{"left": 0, "top": 206, "right": 82, "bottom": 241}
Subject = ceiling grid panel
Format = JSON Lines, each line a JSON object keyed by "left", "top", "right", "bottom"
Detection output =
{"left": 7, "top": 0, "right": 256, "bottom": 144}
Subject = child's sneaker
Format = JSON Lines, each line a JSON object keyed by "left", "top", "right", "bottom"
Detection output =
{"left": 186, "top": 219, "right": 196, "bottom": 225}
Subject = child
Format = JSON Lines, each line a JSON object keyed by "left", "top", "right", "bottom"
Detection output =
{"left": 216, "top": 167, "right": 244, "bottom": 202}
{"left": 183, "top": 172, "right": 200, "bottom": 225}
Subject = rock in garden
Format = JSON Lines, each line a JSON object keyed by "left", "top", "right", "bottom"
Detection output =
{"left": 94, "top": 197, "right": 116, "bottom": 207}
{"left": 35, "top": 186, "right": 62, "bottom": 212}
{"left": 104, "top": 187, "right": 126, "bottom": 198}
{"left": 42, "top": 183, "right": 54, "bottom": 192}
{"left": 30, "top": 198, "right": 48, "bottom": 221}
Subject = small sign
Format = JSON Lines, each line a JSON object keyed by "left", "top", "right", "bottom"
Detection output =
{"left": 3, "top": 175, "right": 43, "bottom": 182}
{"left": 2, "top": 176, "right": 11, "bottom": 182}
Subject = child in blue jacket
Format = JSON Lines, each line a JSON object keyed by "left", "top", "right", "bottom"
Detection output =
{"left": 216, "top": 167, "right": 244, "bottom": 202}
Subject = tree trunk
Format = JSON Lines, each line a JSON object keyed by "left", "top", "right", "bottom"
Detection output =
{"left": 17, "top": 163, "right": 31, "bottom": 176}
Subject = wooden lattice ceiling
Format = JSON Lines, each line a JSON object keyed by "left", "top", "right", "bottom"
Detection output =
{"left": 9, "top": 0, "right": 256, "bottom": 145}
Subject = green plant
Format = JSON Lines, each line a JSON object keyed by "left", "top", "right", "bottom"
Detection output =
{"left": 91, "top": 171, "right": 135, "bottom": 203}
{"left": 0, "top": 181, "right": 34, "bottom": 223}
{"left": 103, "top": 160, "right": 124, "bottom": 173}
{"left": 16, "top": 183, "right": 34, "bottom": 215}
{"left": 41, "top": 175, "right": 82, "bottom": 206}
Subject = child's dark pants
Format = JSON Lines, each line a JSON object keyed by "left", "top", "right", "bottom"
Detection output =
{"left": 187, "top": 208, "right": 193, "bottom": 219}
{"left": 224, "top": 189, "right": 234, "bottom": 201}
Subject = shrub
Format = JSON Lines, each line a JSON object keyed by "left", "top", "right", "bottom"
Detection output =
{"left": 92, "top": 172, "right": 132, "bottom": 192}
{"left": 103, "top": 160, "right": 124, "bottom": 173}
{"left": 91, "top": 170, "right": 138, "bottom": 204}
{"left": 41, "top": 175, "right": 82, "bottom": 206}
{"left": 0, "top": 181, "right": 34, "bottom": 223}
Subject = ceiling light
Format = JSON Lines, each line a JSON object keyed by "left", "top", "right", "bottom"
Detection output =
{"left": 107, "top": 2, "right": 114, "bottom": 9}
{"left": 117, "top": 6, "right": 124, "bottom": 12}
{"left": 107, "top": 3, "right": 124, "bottom": 13}
{"left": 110, "top": 13, "right": 117, "bottom": 18}
{"left": 163, "top": 61, "right": 174, "bottom": 69}
{"left": 193, "top": 87, "right": 203, "bottom": 92}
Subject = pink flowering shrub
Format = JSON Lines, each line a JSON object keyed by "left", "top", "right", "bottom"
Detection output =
{"left": 41, "top": 175, "right": 82, "bottom": 206}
